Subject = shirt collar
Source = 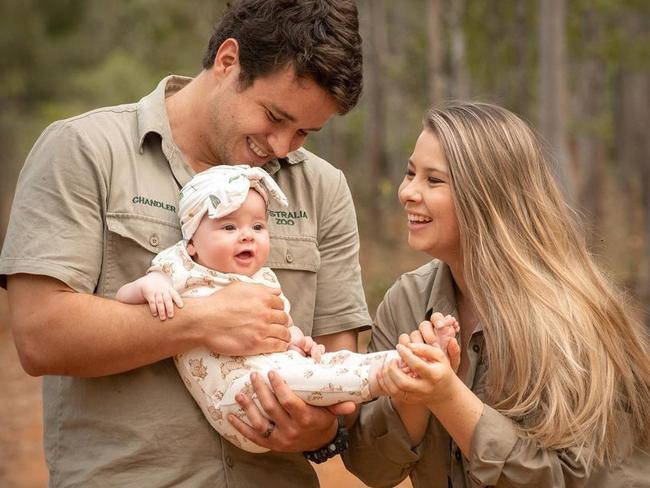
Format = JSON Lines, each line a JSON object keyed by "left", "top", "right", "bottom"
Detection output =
{"left": 136, "top": 76, "right": 197, "bottom": 188}
{"left": 424, "top": 260, "right": 484, "bottom": 334}
{"left": 263, "top": 148, "right": 307, "bottom": 175}
{"left": 136, "top": 75, "right": 192, "bottom": 153}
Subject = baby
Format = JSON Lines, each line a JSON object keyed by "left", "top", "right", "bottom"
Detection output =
{"left": 117, "top": 165, "right": 426, "bottom": 453}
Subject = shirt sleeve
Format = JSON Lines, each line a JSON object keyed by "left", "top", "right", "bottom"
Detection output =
{"left": 342, "top": 286, "right": 425, "bottom": 487}
{"left": 0, "top": 120, "right": 108, "bottom": 292}
{"left": 468, "top": 405, "right": 590, "bottom": 487}
{"left": 311, "top": 170, "right": 371, "bottom": 336}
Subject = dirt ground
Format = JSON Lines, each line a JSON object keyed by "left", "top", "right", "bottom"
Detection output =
{"left": 0, "top": 314, "right": 410, "bottom": 488}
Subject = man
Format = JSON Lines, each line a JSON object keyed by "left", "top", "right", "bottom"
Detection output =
{"left": 0, "top": 1, "right": 368, "bottom": 486}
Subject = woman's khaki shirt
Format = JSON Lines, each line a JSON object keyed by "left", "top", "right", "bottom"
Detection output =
{"left": 343, "top": 260, "right": 649, "bottom": 488}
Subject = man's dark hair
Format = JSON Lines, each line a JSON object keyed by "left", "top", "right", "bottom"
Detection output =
{"left": 202, "top": 0, "right": 363, "bottom": 114}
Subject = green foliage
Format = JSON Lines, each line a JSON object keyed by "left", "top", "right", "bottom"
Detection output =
{"left": 0, "top": 0, "right": 647, "bottom": 311}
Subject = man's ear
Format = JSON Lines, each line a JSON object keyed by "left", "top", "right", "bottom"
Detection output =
{"left": 211, "top": 38, "right": 240, "bottom": 77}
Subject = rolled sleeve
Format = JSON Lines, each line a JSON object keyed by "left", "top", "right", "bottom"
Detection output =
{"left": 469, "top": 405, "right": 589, "bottom": 487}
{"left": 469, "top": 404, "right": 519, "bottom": 484}
{"left": 1, "top": 121, "right": 107, "bottom": 292}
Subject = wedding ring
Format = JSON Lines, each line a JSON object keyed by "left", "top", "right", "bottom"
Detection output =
{"left": 263, "top": 421, "right": 276, "bottom": 438}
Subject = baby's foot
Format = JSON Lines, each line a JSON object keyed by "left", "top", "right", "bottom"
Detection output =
{"left": 431, "top": 313, "right": 460, "bottom": 357}
{"left": 367, "top": 351, "right": 402, "bottom": 398}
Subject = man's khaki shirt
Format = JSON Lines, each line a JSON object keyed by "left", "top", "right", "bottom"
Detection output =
{"left": 343, "top": 260, "right": 650, "bottom": 487}
{"left": 0, "top": 76, "right": 371, "bottom": 487}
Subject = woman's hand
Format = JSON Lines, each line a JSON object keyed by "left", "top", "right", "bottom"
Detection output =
{"left": 377, "top": 341, "right": 460, "bottom": 414}
{"left": 377, "top": 325, "right": 459, "bottom": 446}
{"left": 399, "top": 313, "right": 461, "bottom": 372}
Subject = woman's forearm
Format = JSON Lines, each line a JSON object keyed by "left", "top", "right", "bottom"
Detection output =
{"left": 427, "top": 375, "right": 483, "bottom": 456}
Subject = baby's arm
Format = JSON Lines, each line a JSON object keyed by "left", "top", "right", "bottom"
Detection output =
{"left": 115, "top": 271, "right": 184, "bottom": 320}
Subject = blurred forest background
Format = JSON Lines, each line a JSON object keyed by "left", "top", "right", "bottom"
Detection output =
{"left": 0, "top": 1, "right": 648, "bottom": 487}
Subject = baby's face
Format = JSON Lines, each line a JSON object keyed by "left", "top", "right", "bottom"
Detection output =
{"left": 187, "top": 190, "right": 270, "bottom": 276}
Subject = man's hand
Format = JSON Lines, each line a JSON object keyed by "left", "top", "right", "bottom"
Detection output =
{"left": 193, "top": 281, "right": 292, "bottom": 356}
{"left": 228, "top": 370, "right": 356, "bottom": 452}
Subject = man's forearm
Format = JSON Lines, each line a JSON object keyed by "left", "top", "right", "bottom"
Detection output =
{"left": 8, "top": 274, "right": 291, "bottom": 378}
{"left": 9, "top": 277, "right": 199, "bottom": 377}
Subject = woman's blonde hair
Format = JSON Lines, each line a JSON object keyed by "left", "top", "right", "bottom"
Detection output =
{"left": 425, "top": 101, "right": 650, "bottom": 465}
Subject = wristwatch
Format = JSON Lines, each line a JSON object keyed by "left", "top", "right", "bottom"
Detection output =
{"left": 302, "top": 422, "right": 349, "bottom": 464}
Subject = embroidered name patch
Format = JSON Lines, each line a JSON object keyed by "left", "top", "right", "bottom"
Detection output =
{"left": 132, "top": 196, "right": 176, "bottom": 213}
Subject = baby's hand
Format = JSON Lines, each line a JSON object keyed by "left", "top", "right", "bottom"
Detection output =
{"left": 302, "top": 336, "right": 326, "bottom": 362}
{"left": 287, "top": 325, "right": 326, "bottom": 361}
{"left": 288, "top": 336, "right": 326, "bottom": 361}
{"left": 142, "top": 272, "right": 183, "bottom": 320}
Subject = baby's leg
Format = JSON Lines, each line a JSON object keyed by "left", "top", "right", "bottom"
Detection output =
{"left": 271, "top": 349, "right": 401, "bottom": 405}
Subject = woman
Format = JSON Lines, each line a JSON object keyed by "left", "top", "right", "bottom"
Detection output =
{"left": 343, "top": 102, "right": 650, "bottom": 487}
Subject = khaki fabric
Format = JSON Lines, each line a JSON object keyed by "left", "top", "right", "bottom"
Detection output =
{"left": 0, "top": 76, "right": 371, "bottom": 487}
{"left": 343, "top": 260, "right": 650, "bottom": 488}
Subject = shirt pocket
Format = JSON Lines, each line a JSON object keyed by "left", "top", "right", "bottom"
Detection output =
{"left": 99, "top": 212, "right": 181, "bottom": 297}
{"left": 267, "top": 237, "right": 321, "bottom": 333}
{"left": 267, "top": 236, "right": 321, "bottom": 272}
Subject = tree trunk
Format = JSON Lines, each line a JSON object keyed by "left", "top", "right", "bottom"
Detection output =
{"left": 427, "top": 0, "right": 445, "bottom": 103}
{"left": 539, "top": 0, "right": 572, "bottom": 197}
{"left": 572, "top": 11, "right": 606, "bottom": 246}
{"left": 613, "top": 9, "right": 650, "bottom": 323}
{"left": 363, "top": 0, "right": 390, "bottom": 228}
{"left": 447, "top": 0, "right": 469, "bottom": 99}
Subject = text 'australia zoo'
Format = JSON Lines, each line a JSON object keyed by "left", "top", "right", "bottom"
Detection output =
{"left": 269, "top": 209, "right": 308, "bottom": 226}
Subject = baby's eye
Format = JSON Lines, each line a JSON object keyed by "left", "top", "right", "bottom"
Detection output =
{"left": 222, "top": 224, "right": 236, "bottom": 231}
{"left": 253, "top": 223, "right": 266, "bottom": 231}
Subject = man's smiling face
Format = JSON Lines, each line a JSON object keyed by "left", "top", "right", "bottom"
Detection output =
{"left": 206, "top": 59, "right": 338, "bottom": 167}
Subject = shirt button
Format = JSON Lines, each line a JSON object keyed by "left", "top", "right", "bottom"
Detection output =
{"left": 472, "top": 344, "right": 480, "bottom": 353}
{"left": 149, "top": 234, "right": 160, "bottom": 247}
{"left": 226, "top": 455, "right": 233, "bottom": 468}
{"left": 286, "top": 253, "right": 293, "bottom": 263}
{"left": 455, "top": 449, "right": 462, "bottom": 461}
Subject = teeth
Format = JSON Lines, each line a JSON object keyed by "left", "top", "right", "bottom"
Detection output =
{"left": 248, "top": 137, "right": 269, "bottom": 158}
{"left": 407, "top": 213, "right": 432, "bottom": 223}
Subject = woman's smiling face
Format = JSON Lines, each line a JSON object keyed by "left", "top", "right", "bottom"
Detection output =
{"left": 398, "top": 129, "right": 461, "bottom": 265}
